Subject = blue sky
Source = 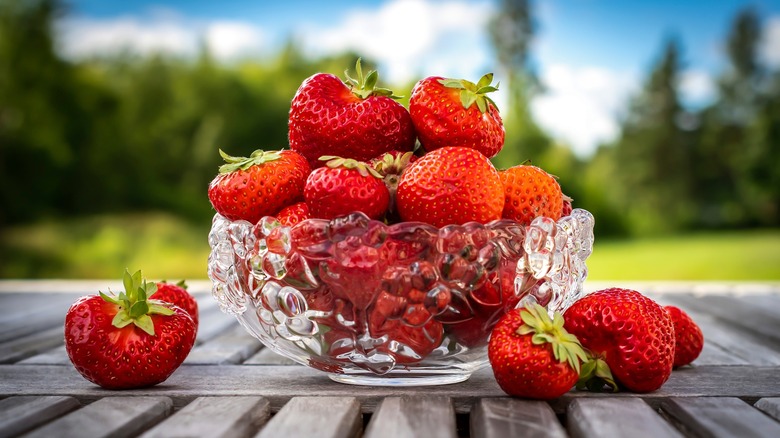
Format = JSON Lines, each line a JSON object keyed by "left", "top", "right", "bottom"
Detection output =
{"left": 60, "top": 0, "right": 780, "bottom": 156}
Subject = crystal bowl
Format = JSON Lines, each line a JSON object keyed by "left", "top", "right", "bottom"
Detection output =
{"left": 207, "top": 209, "right": 594, "bottom": 386}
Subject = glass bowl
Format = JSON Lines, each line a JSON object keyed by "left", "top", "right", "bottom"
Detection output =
{"left": 207, "top": 209, "right": 594, "bottom": 386}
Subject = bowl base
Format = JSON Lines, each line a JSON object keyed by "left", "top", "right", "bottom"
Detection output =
{"left": 328, "top": 372, "right": 471, "bottom": 387}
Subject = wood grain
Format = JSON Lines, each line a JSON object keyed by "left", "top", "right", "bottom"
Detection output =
{"left": 470, "top": 398, "right": 566, "bottom": 438}
{"left": 255, "top": 397, "right": 361, "bottom": 438}
{"left": 567, "top": 398, "right": 682, "bottom": 438}
{"left": 140, "top": 396, "right": 270, "bottom": 438}
{"left": 661, "top": 397, "right": 780, "bottom": 438}
{"left": 0, "top": 396, "right": 80, "bottom": 438}
{"left": 364, "top": 396, "right": 457, "bottom": 438}
{"left": 21, "top": 396, "right": 172, "bottom": 438}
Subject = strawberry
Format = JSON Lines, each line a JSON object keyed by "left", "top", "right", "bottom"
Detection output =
{"left": 152, "top": 280, "right": 199, "bottom": 328}
{"left": 488, "top": 303, "right": 588, "bottom": 399}
{"left": 561, "top": 194, "right": 573, "bottom": 217}
{"left": 409, "top": 73, "right": 504, "bottom": 158}
{"left": 289, "top": 59, "right": 416, "bottom": 168}
{"left": 396, "top": 146, "right": 504, "bottom": 228}
{"left": 499, "top": 165, "right": 563, "bottom": 225}
{"left": 64, "top": 270, "right": 196, "bottom": 389}
{"left": 277, "top": 202, "right": 311, "bottom": 227}
{"left": 208, "top": 149, "right": 310, "bottom": 224}
{"left": 371, "top": 150, "right": 417, "bottom": 221}
{"left": 563, "top": 288, "right": 675, "bottom": 393}
{"left": 304, "top": 156, "right": 390, "bottom": 220}
{"left": 369, "top": 291, "right": 444, "bottom": 364}
{"left": 665, "top": 305, "right": 704, "bottom": 368}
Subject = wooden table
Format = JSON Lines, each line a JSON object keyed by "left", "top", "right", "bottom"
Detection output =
{"left": 2, "top": 280, "right": 780, "bottom": 437}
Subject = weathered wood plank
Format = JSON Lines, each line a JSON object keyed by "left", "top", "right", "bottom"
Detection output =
{"left": 567, "top": 398, "right": 682, "bottom": 438}
{"left": 255, "top": 397, "right": 360, "bottom": 438}
{"left": 662, "top": 397, "right": 780, "bottom": 438}
{"left": 0, "top": 396, "right": 80, "bottom": 438}
{"left": 140, "top": 396, "right": 269, "bottom": 438}
{"left": 0, "top": 294, "right": 77, "bottom": 343}
{"left": 665, "top": 294, "right": 780, "bottom": 347}
{"left": 652, "top": 295, "right": 780, "bottom": 366}
{"left": 3, "top": 365, "right": 780, "bottom": 414}
{"left": 17, "top": 345, "right": 71, "bottom": 366}
{"left": 243, "top": 348, "right": 298, "bottom": 365}
{"left": 754, "top": 398, "right": 780, "bottom": 422}
{"left": 470, "top": 398, "right": 566, "bottom": 438}
{"left": 364, "top": 396, "right": 456, "bottom": 438}
{"left": 195, "top": 306, "right": 238, "bottom": 344}
{"left": 22, "top": 396, "right": 172, "bottom": 438}
{"left": 184, "top": 324, "right": 263, "bottom": 365}
{"left": 0, "top": 326, "right": 64, "bottom": 364}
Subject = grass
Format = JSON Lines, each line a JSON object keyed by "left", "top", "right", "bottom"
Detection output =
{"left": 1, "top": 212, "right": 779, "bottom": 281}
{"left": 587, "top": 229, "right": 780, "bottom": 280}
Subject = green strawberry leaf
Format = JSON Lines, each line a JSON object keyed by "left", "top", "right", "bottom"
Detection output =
{"left": 112, "top": 310, "right": 134, "bottom": 329}
{"left": 133, "top": 314, "right": 156, "bottom": 336}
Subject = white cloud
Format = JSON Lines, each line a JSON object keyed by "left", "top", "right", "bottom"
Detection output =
{"left": 206, "top": 21, "right": 266, "bottom": 60}
{"left": 298, "top": 0, "right": 495, "bottom": 84}
{"left": 761, "top": 16, "right": 780, "bottom": 67}
{"left": 679, "top": 69, "right": 715, "bottom": 107}
{"left": 531, "top": 64, "right": 638, "bottom": 157}
{"left": 57, "top": 11, "right": 266, "bottom": 62}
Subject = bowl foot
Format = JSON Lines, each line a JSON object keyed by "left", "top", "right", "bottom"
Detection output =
{"left": 328, "top": 372, "right": 471, "bottom": 387}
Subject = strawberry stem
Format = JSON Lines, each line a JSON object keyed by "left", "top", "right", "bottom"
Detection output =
{"left": 438, "top": 73, "right": 500, "bottom": 113}
{"left": 100, "top": 269, "right": 175, "bottom": 336}
{"left": 516, "top": 303, "right": 589, "bottom": 374}
{"left": 344, "top": 58, "right": 402, "bottom": 100}
{"left": 218, "top": 149, "right": 282, "bottom": 174}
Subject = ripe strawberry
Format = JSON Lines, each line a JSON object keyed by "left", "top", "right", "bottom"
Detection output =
{"left": 304, "top": 156, "right": 390, "bottom": 220}
{"left": 208, "top": 149, "right": 310, "bottom": 224}
{"left": 564, "top": 288, "right": 675, "bottom": 393}
{"left": 277, "top": 202, "right": 311, "bottom": 227}
{"left": 409, "top": 73, "right": 504, "bottom": 158}
{"left": 152, "top": 280, "right": 199, "bottom": 328}
{"left": 665, "top": 305, "right": 704, "bottom": 368}
{"left": 488, "top": 303, "right": 588, "bottom": 399}
{"left": 289, "top": 59, "right": 416, "bottom": 168}
{"left": 396, "top": 146, "right": 504, "bottom": 227}
{"left": 500, "top": 165, "right": 563, "bottom": 225}
{"left": 561, "top": 194, "right": 573, "bottom": 217}
{"left": 65, "top": 270, "right": 196, "bottom": 389}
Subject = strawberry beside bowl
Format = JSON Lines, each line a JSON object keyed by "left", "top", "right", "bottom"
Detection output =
{"left": 207, "top": 209, "right": 594, "bottom": 386}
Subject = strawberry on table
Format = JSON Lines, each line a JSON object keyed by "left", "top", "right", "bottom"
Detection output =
{"left": 151, "top": 280, "right": 199, "bottom": 328}
{"left": 304, "top": 156, "right": 390, "bottom": 221}
{"left": 208, "top": 149, "right": 310, "bottom": 224}
{"left": 396, "top": 146, "right": 504, "bottom": 227}
{"left": 409, "top": 73, "right": 504, "bottom": 158}
{"left": 500, "top": 164, "right": 564, "bottom": 225}
{"left": 289, "top": 59, "right": 416, "bottom": 168}
{"left": 64, "top": 270, "right": 196, "bottom": 389}
{"left": 665, "top": 305, "right": 704, "bottom": 368}
{"left": 488, "top": 303, "right": 588, "bottom": 399}
{"left": 564, "top": 288, "right": 675, "bottom": 393}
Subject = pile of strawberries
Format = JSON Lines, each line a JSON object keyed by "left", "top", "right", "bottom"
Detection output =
{"left": 207, "top": 59, "right": 568, "bottom": 230}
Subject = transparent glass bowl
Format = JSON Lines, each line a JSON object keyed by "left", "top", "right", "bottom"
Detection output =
{"left": 207, "top": 209, "right": 594, "bottom": 386}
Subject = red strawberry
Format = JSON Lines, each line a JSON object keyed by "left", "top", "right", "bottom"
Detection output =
{"left": 499, "top": 165, "right": 563, "bottom": 225}
{"left": 277, "top": 202, "right": 310, "bottom": 227}
{"left": 289, "top": 59, "right": 416, "bottom": 168}
{"left": 564, "top": 288, "right": 675, "bottom": 393}
{"left": 488, "top": 303, "right": 588, "bottom": 399}
{"left": 64, "top": 270, "right": 196, "bottom": 389}
{"left": 208, "top": 149, "right": 310, "bottom": 224}
{"left": 369, "top": 291, "right": 444, "bottom": 364}
{"left": 396, "top": 146, "right": 504, "bottom": 227}
{"left": 409, "top": 73, "right": 504, "bottom": 158}
{"left": 665, "top": 305, "right": 704, "bottom": 368}
{"left": 561, "top": 194, "right": 573, "bottom": 217}
{"left": 152, "top": 280, "right": 199, "bottom": 328}
{"left": 304, "top": 156, "right": 390, "bottom": 220}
